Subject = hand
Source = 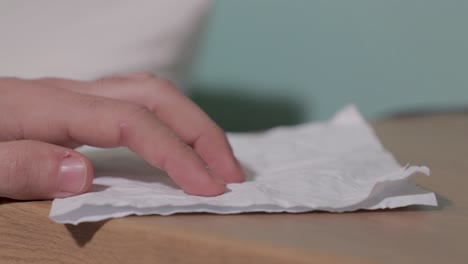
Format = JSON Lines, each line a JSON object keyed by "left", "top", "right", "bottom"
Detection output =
{"left": 0, "top": 73, "right": 244, "bottom": 200}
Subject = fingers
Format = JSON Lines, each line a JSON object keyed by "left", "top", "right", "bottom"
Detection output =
{"left": 0, "top": 140, "right": 93, "bottom": 200}
{"left": 132, "top": 77, "right": 245, "bottom": 184}
{"left": 8, "top": 84, "right": 225, "bottom": 196}
{"left": 40, "top": 74, "right": 245, "bottom": 184}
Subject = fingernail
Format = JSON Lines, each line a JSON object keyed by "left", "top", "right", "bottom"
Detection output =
{"left": 58, "top": 156, "right": 87, "bottom": 194}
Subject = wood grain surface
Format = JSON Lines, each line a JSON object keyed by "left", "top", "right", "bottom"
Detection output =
{"left": 1, "top": 114, "right": 467, "bottom": 264}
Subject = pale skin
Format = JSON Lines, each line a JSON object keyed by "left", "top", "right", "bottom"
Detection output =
{"left": 0, "top": 72, "right": 245, "bottom": 200}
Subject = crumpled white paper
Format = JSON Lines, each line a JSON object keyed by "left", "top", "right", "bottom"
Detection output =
{"left": 49, "top": 106, "right": 437, "bottom": 224}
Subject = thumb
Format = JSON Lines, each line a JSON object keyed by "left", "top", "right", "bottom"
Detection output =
{"left": 0, "top": 140, "right": 93, "bottom": 200}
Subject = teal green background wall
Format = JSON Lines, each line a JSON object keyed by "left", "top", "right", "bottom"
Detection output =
{"left": 190, "top": 0, "right": 468, "bottom": 131}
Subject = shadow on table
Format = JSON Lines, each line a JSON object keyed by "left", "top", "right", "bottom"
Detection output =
{"left": 65, "top": 220, "right": 109, "bottom": 247}
{"left": 0, "top": 198, "right": 15, "bottom": 205}
{"left": 60, "top": 161, "right": 260, "bottom": 248}
{"left": 190, "top": 85, "right": 306, "bottom": 132}
{"left": 382, "top": 105, "right": 468, "bottom": 120}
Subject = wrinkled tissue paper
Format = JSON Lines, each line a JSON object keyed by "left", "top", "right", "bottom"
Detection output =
{"left": 50, "top": 105, "right": 437, "bottom": 224}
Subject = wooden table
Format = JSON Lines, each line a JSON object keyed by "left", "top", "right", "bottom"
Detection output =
{"left": 1, "top": 113, "right": 467, "bottom": 264}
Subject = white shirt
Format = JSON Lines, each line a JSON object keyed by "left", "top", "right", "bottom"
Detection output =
{"left": 0, "top": 0, "right": 211, "bottom": 88}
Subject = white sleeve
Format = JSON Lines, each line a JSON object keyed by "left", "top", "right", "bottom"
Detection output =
{"left": 0, "top": 0, "right": 211, "bottom": 89}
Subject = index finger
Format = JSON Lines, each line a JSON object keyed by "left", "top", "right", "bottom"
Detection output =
{"left": 13, "top": 86, "right": 226, "bottom": 196}
{"left": 44, "top": 75, "right": 245, "bottom": 184}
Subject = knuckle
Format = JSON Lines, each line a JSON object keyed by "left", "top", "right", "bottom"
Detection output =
{"left": 154, "top": 78, "right": 177, "bottom": 93}
{"left": 138, "top": 75, "right": 177, "bottom": 94}
{"left": 138, "top": 77, "right": 180, "bottom": 112}
{"left": 107, "top": 71, "right": 156, "bottom": 82}
{"left": 124, "top": 103, "right": 154, "bottom": 121}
